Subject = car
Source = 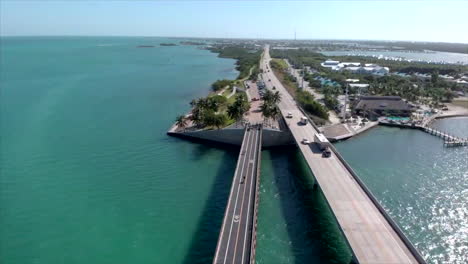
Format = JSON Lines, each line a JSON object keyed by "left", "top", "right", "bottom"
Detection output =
{"left": 322, "top": 147, "right": 331, "bottom": 158}
{"left": 272, "top": 86, "right": 276, "bottom": 90}
{"left": 302, "top": 138, "right": 310, "bottom": 145}
{"left": 286, "top": 112, "right": 293, "bottom": 118}
{"left": 268, "top": 79, "right": 271, "bottom": 82}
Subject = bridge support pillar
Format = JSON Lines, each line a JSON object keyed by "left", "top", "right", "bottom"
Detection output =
{"left": 349, "top": 255, "right": 359, "bottom": 264}
{"left": 312, "top": 179, "right": 318, "bottom": 190}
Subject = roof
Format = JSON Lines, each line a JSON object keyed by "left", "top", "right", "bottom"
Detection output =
{"left": 349, "top": 83, "right": 370, "bottom": 88}
{"left": 355, "top": 96, "right": 411, "bottom": 111}
{"left": 315, "top": 133, "right": 329, "bottom": 143}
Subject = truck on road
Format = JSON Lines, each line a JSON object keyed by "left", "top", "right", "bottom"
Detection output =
{"left": 314, "top": 133, "right": 330, "bottom": 151}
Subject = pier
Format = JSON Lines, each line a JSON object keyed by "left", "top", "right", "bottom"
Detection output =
{"left": 212, "top": 124, "right": 263, "bottom": 264}
{"left": 379, "top": 120, "right": 468, "bottom": 147}
{"left": 423, "top": 127, "right": 468, "bottom": 147}
{"left": 262, "top": 45, "right": 426, "bottom": 264}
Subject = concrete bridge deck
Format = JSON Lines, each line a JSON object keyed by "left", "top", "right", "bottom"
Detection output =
{"left": 261, "top": 46, "right": 425, "bottom": 264}
{"left": 213, "top": 125, "right": 263, "bottom": 264}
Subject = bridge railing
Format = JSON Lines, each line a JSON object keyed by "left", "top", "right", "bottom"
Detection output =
{"left": 249, "top": 124, "right": 263, "bottom": 264}
{"left": 327, "top": 138, "right": 427, "bottom": 263}
{"left": 288, "top": 104, "right": 427, "bottom": 263}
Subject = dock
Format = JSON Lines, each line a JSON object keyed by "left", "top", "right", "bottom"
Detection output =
{"left": 379, "top": 120, "right": 468, "bottom": 147}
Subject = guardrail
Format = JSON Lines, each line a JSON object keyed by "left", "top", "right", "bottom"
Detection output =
{"left": 327, "top": 139, "right": 427, "bottom": 263}
{"left": 250, "top": 124, "right": 263, "bottom": 264}
{"left": 291, "top": 105, "right": 426, "bottom": 263}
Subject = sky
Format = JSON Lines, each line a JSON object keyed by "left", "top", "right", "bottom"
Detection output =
{"left": 1, "top": 1, "right": 468, "bottom": 43}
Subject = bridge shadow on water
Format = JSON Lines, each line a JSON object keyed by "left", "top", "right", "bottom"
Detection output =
{"left": 181, "top": 144, "right": 239, "bottom": 264}
{"left": 268, "top": 146, "right": 353, "bottom": 264}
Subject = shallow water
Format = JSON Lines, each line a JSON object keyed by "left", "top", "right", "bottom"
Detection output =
{"left": 1, "top": 37, "right": 466, "bottom": 264}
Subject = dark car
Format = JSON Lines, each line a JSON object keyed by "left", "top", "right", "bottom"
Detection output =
{"left": 322, "top": 147, "right": 331, "bottom": 158}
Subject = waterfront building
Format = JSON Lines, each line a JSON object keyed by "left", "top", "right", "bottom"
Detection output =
{"left": 354, "top": 96, "right": 412, "bottom": 117}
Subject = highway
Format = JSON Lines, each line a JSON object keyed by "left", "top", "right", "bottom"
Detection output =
{"left": 261, "top": 46, "right": 424, "bottom": 264}
{"left": 213, "top": 125, "right": 262, "bottom": 264}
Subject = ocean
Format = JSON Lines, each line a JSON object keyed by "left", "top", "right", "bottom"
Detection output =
{"left": 1, "top": 37, "right": 466, "bottom": 264}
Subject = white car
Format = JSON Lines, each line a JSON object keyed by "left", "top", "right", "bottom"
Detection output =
{"left": 302, "top": 138, "right": 311, "bottom": 145}
{"left": 286, "top": 112, "right": 293, "bottom": 118}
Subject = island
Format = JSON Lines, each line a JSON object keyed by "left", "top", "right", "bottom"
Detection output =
{"left": 160, "top": 43, "right": 178, "bottom": 47}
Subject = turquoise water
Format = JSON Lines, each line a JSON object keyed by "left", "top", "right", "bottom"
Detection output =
{"left": 0, "top": 37, "right": 240, "bottom": 264}
{"left": 335, "top": 119, "right": 468, "bottom": 263}
{"left": 387, "top": 116, "right": 410, "bottom": 121}
{"left": 1, "top": 37, "right": 467, "bottom": 264}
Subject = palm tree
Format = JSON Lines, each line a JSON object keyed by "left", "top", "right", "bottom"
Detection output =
{"left": 262, "top": 90, "right": 274, "bottom": 103}
{"left": 272, "top": 91, "right": 282, "bottom": 105}
{"left": 270, "top": 105, "right": 280, "bottom": 122}
{"left": 175, "top": 115, "right": 187, "bottom": 131}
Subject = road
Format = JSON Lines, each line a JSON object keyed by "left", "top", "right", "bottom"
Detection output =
{"left": 213, "top": 125, "right": 262, "bottom": 264}
{"left": 284, "top": 59, "right": 341, "bottom": 124}
{"left": 261, "top": 45, "right": 423, "bottom": 264}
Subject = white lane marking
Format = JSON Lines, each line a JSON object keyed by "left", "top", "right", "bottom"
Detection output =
{"left": 214, "top": 129, "right": 251, "bottom": 264}
{"left": 241, "top": 128, "right": 260, "bottom": 264}
{"left": 230, "top": 128, "right": 257, "bottom": 264}
{"left": 222, "top": 129, "right": 253, "bottom": 264}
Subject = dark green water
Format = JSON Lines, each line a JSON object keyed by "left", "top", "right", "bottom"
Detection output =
{"left": 1, "top": 37, "right": 467, "bottom": 264}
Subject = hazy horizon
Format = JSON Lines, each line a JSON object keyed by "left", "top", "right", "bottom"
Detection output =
{"left": 1, "top": 1, "right": 468, "bottom": 43}
{"left": 2, "top": 35, "right": 468, "bottom": 45}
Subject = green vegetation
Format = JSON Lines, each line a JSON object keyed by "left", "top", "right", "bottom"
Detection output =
{"left": 296, "top": 90, "right": 329, "bottom": 120}
{"left": 324, "top": 94, "right": 339, "bottom": 110}
{"left": 260, "top": 90, "right": 281, "bottom": 124}
{"left": 212, "top": 79, "right": 233, "bottom": 91}
{"left": 271, "top": 48, "right": 468, "bottom": 75}
{"left": 208, "top": 45, "right": 262, "bottom": 80}
{"left": 227, "top": 93, "right": 250, "bottom": 123}
{"left": 269, "top": 57, "right": 329, "bottom": 120}
{"left": 187, "top": 92, "right": 249, "bottom": 129}
{"left": 160, "top": 43, "right": 177, "bottom": 46}
{"left": 270, "top": 59, "right": 299, "bottom": 97}
{"left": 271, "top": 48, "right": 468, "bottom": 107}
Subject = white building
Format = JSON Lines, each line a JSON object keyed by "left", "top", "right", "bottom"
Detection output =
{"left": 344, "top": 66, "right": 389, "bottom": 75}
{"left": 321, "top": 59, "right": 389, "bottom": 75}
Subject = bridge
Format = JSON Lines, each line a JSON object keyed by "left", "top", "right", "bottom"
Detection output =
{"left": 260, "top": 46, "right": 426, "bottom": 264}
{"left": 213, "top": 124, "right": 263, "bottom": 264}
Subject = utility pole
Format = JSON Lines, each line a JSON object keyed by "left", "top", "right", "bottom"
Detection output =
{"left": 301, "top": 63, "right": 304, "bottom": 89}
{"left": 343, "top": 82, "right": 349, "bottom": 121}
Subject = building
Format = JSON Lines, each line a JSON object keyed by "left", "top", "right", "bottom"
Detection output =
{"left": 321, "top": 60, "right": 341, "bottom": 70}
{"left": 321, "top": 60, "right": 390, "bottom": 75}
{"left": 344, "top": 66, "right": 390, "bottom": 75}
{"left": 354, "top": 96, "right": 412, "bottom": 117}
{"left": 349, "top": 83, "right": 370, "bottom": 95}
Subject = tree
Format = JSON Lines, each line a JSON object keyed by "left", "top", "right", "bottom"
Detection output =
{"left": 211, "top": 79, "right": 232, "bottom": 91}
{"left": 271, "top": 91, "right": 282, "bottom": 105}
{"left": 324, "top": 95, "right": 339, "bottom": 111}
{"left": 175, "top": 115, "right": 187, "bottom": 131}
{"left": 212, "top": 113, "right": 228, "bottom": 129}
{"left": 227, "top": 94, "right": 249, "bottom": 123}
{"left": 431, "top": 71, "right": 439, "bottom": 84}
